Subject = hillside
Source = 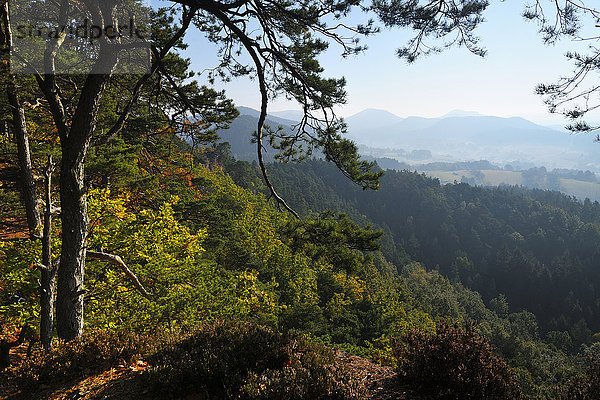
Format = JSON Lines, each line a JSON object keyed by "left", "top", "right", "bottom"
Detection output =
{"left": 6, "top": 1, "right": 600, "bottom": 398}
{"left": 4, "top": 129, "right": 598, "bottom": 398}
{"left": 3, "top": 130, "right": 544, "bottom": 398}
{"left": 266, "top": 159, "right": 600, "bottom": 337}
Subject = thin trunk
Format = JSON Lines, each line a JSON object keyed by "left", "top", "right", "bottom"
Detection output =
{"left": 40, "top": 155, "right": 56, "bottom": 351}
{"left": 1, "top": 0, "right": 41, "bottom": 238}
{"left": 9, "top": 85, "right": 41, "bottom": 237}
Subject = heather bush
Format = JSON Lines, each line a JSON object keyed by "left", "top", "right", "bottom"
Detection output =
{"left": 242, "top": 337, "right": 365, "bottom": 399}
{"left": 17, "top": 330, "right": 147, "bottom": 385}
{"left": 145, "top": 319, "right": 362, "bottom": 399}
{"left": 393, "top": 320, "right": 521, "bottom": 399}
{"left": 145, "top": 319, "right": 288, "bottom": 398}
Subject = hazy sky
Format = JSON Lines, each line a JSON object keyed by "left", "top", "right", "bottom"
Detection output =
{"left": 179, "top": 1, "right": 600, "bottom": 126}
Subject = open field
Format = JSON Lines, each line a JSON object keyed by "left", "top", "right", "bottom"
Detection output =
{"left": 423, "top": 170, "right": 522, "bottom": 186}
{"left": 422, "top": 169, "right": 600, "bottom": 202}
{"left": 558, "top": 178, "right": 600, "bottom": 202}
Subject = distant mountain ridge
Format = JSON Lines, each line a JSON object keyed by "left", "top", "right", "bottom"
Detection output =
{"left": 224, "top": 106, "right": 600, "bottom": 173}
{"left": 217, "top": 106, "right": 600, "bottom": 201}
{"left": 344, "top": 111, "right": 564, "bottom": 147}
{"left": 342, "top": 109, "right": 597, "bottom": 172}
{"left": 343, "top": 109, "right": 404, "bottom": 132}
{"left": 235, "top": 106, "right": 299, "bottom": 127}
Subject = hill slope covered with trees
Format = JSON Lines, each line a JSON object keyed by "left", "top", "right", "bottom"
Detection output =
{"left": 266, "top": 159, "right": 600, "bottom": 339}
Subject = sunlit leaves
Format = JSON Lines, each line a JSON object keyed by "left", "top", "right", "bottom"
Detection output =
{"left": 84, "top": 188, "right": 279, "bottom": 331}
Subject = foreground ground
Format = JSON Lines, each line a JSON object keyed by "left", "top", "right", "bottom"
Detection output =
{"left": 1, "top": 344, "right": 423, "bottom": 400}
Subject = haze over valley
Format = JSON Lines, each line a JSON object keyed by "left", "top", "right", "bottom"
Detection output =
{"left": 220, "top": 106, "right": 600, "bottom": 202}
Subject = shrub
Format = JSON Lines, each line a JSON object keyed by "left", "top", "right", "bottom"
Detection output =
{"left": 242, "top": 337, "right": 364, "bottom": 399}
{"left": 393, "top": 320, "right": 521, "bottom": 399}
{"left": 13, "top": 320, "right": 362, "bottom": 399}
{"left": 17, "top": 330, "right": 147, "bottom": 385}
{"left": 145, "top": 319, "right": 362, "bottom": 399}
{"left": 145, "top": 319, "right": 288, "bottom": 398}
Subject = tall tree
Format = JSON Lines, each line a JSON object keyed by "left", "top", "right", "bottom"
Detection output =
{"left": 0, "top": 0, "right": 41, "bottom": 238}
{"left": 12, "top": 0, "right": 233, "bottom": 340}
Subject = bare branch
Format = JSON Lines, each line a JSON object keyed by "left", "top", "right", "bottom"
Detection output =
{"left": 87, "top": 251, "right": 153, "bottom": 300}
{"left": 209, "top": 6, "right": 299, "bottom": 218}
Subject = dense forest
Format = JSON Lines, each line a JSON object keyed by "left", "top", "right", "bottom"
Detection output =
{"left": 266, "top": 159, "right": 600, "bottom": 338}
{"left": 3, "top": 0, "right": 600, "bottom": 399}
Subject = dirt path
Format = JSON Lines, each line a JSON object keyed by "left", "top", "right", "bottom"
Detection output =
{"left": 335, "top": 350, "right": 424, "bottom": 400}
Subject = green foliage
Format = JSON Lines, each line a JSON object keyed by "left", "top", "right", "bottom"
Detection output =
{"left": 85, "top": 188, "right": 279, "bottom": 331}
{"left": 0, "top": 186, "right": 22, "bottom": 223}
{"left": 320, "top": 129, "right": 384, "bottom": 190}
{"left": 4, "top": 142, "right": 596, "bottom": 397}
{"left": 554, "top": 349, "right": 600, "bottom": 399}
{"left": 85, "top": 136, "right": 141, "bottom": 189}
{"left": 283, "top": 211, "right": 382, "bottom": 273}
{"left": 394, "top": 321, "right": 522, "bottom": 400}
{"left": 267, "top": 159, "right": 600, "bottom": 341}
{"left": 374, "top": 0, "right": 489, "bottom": 62}
{"left": 0, "top": 239, "right": 41, "bottom": 334}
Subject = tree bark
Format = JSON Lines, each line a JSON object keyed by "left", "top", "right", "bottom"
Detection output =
{"left": 9, "top": 85, "right": 41, "bottom": 238}
{"left": 56, "top": 69, "right": 117, "bottom": 341}
{"left": 40, "top": 155, "right": 56, "bottom": 351}
{"left": 1, "top": 0, "right": 42, "bottom": 238}
{"left": 56, "top": 153, "right": 87, "bottom": 340}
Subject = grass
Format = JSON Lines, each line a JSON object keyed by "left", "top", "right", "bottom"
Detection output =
{"left": 558, "top": 178, "right": 600, "bottom": 202}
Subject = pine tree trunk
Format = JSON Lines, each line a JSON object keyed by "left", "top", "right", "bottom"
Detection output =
{"left": 56, "top": 150, "right": 87, "bottom": 341}
{"left": 55, "top": 70, "right": 116, "bottom": 340}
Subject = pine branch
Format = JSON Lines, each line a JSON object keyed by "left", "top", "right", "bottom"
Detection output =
{"left": 86, "top": 251, "right": 153, "bottom": 300}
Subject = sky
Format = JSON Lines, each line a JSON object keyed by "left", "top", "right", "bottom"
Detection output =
{"left": 175, "top": 1, "right": 600, "bottom": 126}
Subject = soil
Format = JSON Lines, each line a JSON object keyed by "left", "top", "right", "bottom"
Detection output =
{"left": 335, "top": 350, "right": 424, "bottom": 400}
